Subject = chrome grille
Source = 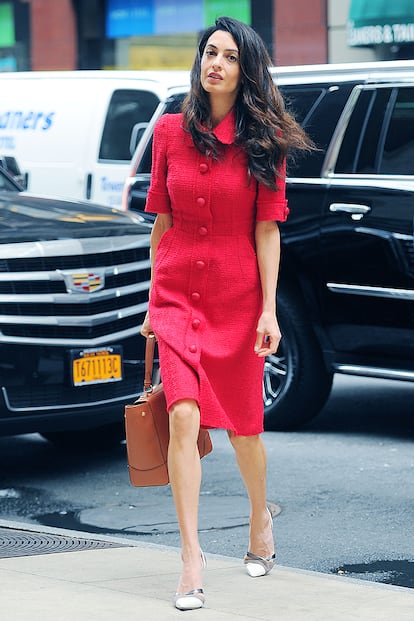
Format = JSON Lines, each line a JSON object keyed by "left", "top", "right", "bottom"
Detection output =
{"left": 0, "top": 245, "right": 148, "bottom": 272}
{"left": 3, "top": 369, "right": 142, "bottom": 411}
{"left": 0, "top": 235, "right": 151, "bottom": 346}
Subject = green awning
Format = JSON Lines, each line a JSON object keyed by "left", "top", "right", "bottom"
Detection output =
{"left": 348, "top": 0, "right": 414, "bottom": 46}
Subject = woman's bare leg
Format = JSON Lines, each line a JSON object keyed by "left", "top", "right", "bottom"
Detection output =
{"left": 228, "top": 432, "right": 274, "bottom": 557}
{"left": 168, "top": 399, "right": 203, "bottom": 594}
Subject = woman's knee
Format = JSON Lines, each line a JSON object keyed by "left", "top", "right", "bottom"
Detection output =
{"left": 169, "top": 399, "right": 200, "bottom": 437}
{"left": 228, "top": 431, "right": 261, "bottom": 452}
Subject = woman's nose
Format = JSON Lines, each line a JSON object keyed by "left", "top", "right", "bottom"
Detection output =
{"left": 212, "top": 55, "right": 222, "bottom": 69}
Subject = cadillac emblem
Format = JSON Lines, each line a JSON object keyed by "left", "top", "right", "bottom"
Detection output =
{"left": 62, "top": 270, "right": 105, "bottom": 293}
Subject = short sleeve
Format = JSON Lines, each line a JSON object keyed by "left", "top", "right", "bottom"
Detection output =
{"left": 144, "top": 115, "right": 172, "bottom": 215}
{"left": 255, "top": 157, "right": 289, "bottom": 222}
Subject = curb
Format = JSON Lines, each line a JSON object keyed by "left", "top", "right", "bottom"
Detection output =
{"left": 0, "top": 517, "right": 412, "bottom": 594}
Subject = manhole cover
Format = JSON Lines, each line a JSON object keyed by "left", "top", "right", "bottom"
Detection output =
{"left": 0, "top": 527, "right": 129, "bottom": 558}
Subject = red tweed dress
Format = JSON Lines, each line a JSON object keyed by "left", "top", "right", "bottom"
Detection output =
{"left": 145, "top": 110, "right": 289, "bottom": 436}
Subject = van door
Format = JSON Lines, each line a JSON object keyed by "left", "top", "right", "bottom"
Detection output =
{"left": 0, "top": 75, "right": 93, "bottom": 199}
{"left": 89, "top": 88, "right": 159, "bottom": 208}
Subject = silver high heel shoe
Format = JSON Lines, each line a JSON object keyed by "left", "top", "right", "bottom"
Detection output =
{"left": 244, "top": 508, "right": 276, "bottom": 577}
{"left": 174, "top": 550, "right": 207, "bottom": 611}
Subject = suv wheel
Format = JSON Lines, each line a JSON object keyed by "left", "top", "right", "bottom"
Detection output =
{"left": 263, "top": 288, "right": 333, "bottom": 430}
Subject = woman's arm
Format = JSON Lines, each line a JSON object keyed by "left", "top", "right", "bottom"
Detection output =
{"left": 141, "top": 213, "right": 173, "bottom": 337}
{"left": 254, "top": 220, "right": 282, "bottom": 357}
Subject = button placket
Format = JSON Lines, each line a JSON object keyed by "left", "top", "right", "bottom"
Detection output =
{"left": 186, "top": 157, "right": 211, "bottom": 359}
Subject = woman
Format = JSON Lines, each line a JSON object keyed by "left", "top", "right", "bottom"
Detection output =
{"left": 141, "top": 16, "right": 311, "bottom": 611}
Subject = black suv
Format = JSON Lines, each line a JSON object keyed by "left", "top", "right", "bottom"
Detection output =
{"left": 122, "top": 61, "right": 414, "bottom": 431}
{"left": 0, "top": 168, "right": 150, "bottom": 446}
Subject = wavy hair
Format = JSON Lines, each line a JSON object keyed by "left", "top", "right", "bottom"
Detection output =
{"left": 182, "top": 16, "right": 313, "bottom": 191}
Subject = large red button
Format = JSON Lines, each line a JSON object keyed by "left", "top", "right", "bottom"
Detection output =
{"left": 191, "top": 292, "right": 201, "bottom": 302}
{"left": 198, "top": 227, "right": 208, "bottom": 236}
{"left": 199, "top": 163, "right": 208, "bottom": 174}
{"left": 195, "top": 260, "right": 205, "bottom": 270}
{"left": 196, "top": 197, "right": 206, "bottom": 207}
{"left": 189, "top": 344, "right": 197, "bottom": 353}
{"left": 192, "top": 319, "right": 201, "bottom": 329}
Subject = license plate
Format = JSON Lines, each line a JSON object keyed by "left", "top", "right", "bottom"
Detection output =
{"left": 70, "top": 346, "right": 123, "bottom": 386}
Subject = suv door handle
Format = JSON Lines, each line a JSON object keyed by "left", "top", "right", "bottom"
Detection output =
{"left": 329, "top": 203, "right": 371, "bottom": 220}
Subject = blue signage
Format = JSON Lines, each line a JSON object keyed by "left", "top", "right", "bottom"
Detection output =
{"left": 155, "top": 0, "right": 203, "bottom": 35}
{"left": 106, "top": 0, "right": 154, "bottom": 37}
{"left": 106, "top": 0, "right": 249, "bottom": 38}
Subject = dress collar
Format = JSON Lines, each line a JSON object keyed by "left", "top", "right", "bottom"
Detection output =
{"left": 212, "top": 108, "right": 236, "bottom": 145}
{"left": 182, "top": 108, "right": 236, "bottom": 147}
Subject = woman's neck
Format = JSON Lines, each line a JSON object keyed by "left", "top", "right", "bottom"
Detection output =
{"left": 209, "top": 95, "right": 236, "bottom": 127}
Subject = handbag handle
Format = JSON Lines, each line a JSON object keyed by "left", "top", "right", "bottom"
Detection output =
{"left": 143, "top": 333, "right": 156, "bottom": 393}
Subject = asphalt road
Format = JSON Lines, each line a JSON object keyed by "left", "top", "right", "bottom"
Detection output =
{"left": 0, "top": 374, "right": 413, "bottom": 588}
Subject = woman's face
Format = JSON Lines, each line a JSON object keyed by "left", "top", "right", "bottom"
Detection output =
{"left": 200, "top": 30, "right": 241, "bottom": 100}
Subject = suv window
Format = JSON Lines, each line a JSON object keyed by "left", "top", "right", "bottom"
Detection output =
{"left": 380, "top": 87, "right": 414, "bottom": 175}
{"left": 285, "top": 84, "right": 355, "bottom": 177}
{"left": 99, "top": 89, "right": 159, "bottom": 161}
{"left": 335, "top": 88, "right": 392, "bottom": 174}
{"left": 136, "top": 93, "right": 186, "bottom": 174}
{"left": 335, "top": 86, "right": 414, "bottom": 176}
{"left": 281, "top": 87, "right": 326, "bottom": 126}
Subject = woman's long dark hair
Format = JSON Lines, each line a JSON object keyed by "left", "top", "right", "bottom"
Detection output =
{"left": 182, "top": 16, "right": 313, "bottom": 191}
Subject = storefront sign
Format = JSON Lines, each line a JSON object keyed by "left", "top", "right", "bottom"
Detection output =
{"left": 348, "top": 0, "right": 414, "bottom": 46}
{"left": 106, "top": 0, "right": 250, "bottom": 38}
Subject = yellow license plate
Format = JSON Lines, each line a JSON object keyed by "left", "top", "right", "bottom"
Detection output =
{"left": 71, "top": 347, "right": 123, "bottom": 386}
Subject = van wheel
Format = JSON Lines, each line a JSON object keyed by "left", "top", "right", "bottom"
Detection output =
{"left": 40, "top": 423, "right": 125, "bottom": 451}
{"left": 263, "top": 289, "right": 333, "bottom": 430}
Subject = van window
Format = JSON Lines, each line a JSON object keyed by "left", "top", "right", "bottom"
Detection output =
{"left": 99, "top": 89, "right": 159, "bottom": 161}
{"left": 379, "top": 87, "right": 414, "bottom": 175}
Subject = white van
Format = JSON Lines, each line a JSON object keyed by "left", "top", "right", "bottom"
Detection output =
{"left": 0, "top": 70, "right": 189, "bottom": 207}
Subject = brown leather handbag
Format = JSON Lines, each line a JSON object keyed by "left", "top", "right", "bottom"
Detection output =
{"left": 125, "top": 334, "right": 213, "bottom": 486}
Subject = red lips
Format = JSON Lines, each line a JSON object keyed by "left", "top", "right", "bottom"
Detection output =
{"left": 208, "top": 72, "right": 223, "bottom": 80}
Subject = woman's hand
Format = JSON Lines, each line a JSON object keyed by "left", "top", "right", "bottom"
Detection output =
{"left": 141, "top": 311, "right": 153, "bottom": 338}
{"left": 254, "top": 311, "right": 281, "bottom": 357}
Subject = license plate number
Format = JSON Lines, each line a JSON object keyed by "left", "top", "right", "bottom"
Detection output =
{"left": 70, "top": 346, "right": 123, "bottom": 386}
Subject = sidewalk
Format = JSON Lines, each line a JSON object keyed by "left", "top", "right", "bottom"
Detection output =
{"left": 0, "top": 520, "right": 412, "bottom": 621}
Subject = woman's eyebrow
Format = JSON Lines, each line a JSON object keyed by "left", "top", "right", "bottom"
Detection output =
{"left": 206, "top": 43, "right": 239, "bottom": 53}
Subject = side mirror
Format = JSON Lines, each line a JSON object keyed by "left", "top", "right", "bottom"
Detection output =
{"left": 129, "top": 122, "right": 149, "bottom": 158}
{"left": 0, "top": 155, "right": 26, "bottom": 188}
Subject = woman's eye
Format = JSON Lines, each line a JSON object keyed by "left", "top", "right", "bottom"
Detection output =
{"left": 228, "top": 55, "right": 238, "bottom": 63}
{"left": 206, "top": 50, "right": 215, "bottom": 56}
